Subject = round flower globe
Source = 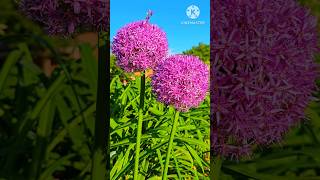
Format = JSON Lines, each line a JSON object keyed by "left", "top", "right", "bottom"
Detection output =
{"left": 20, "top": 0, "right": 109, "bottom": 35}
{"left": 111, "top": 11, "right": 168, "bottom": 72}
{"left": 211, "top": 0, "right": 319, "bottom": 159}
{"left": 152, "top": 55, "right": 209, "bottom": 112}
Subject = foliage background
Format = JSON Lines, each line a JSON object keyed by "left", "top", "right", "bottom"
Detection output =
{"left": 1, "top": 0, "right": 211, "bottom": 179}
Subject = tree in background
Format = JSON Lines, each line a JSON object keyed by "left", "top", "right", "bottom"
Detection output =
{"left": 183, "top": 43, "right": 209, "bottom": 65}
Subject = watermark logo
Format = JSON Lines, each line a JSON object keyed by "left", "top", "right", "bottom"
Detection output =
{"left": 181, "top": 5, "right": 205, "bottom": 25}
{"left": 186, "top": 5, "right": 200, "bottom": 19}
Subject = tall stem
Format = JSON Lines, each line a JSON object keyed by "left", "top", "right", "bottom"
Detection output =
{"left": 163, "top": 110, "right": 180, "bottom": 179}
{"left": 92, "top": 31, "right": 110, "bottom": 180}
{"left": 134, "top": 72, "right": 146, "bottom": 180}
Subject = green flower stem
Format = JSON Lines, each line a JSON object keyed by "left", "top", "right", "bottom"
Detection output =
{"left": 134, "top": 72, "right": 146, "bottom": 180}
{"left": 92, "top": 31, "right": 109, "bottom": 180}
{"left": 163, "top": 110, "right": 180, "bottom": 180}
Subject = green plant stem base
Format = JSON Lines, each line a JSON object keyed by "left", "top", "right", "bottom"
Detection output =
{"left": 163, "top": 110, "right": 180, "bottom": 179}
{"left": 134, "top": 73, "right": 146, "bottom": 180}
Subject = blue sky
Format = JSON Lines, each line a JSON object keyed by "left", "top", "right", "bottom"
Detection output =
{"left": 110, "top": 1, "right": 210, "bottom": 53}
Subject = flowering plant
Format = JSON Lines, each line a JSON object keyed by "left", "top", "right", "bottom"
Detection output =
{"left": 20, "top": 0, "right": 109, "bottom": 35}
{"left": 211, "top": 0, "right": 319, "bottom": 159}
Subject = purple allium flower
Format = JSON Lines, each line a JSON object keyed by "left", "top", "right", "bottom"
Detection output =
{"left": 152, "top": 55, "right": 209, "bottom": 112}
{"left": 111, "top": 11, "right": 169, "bottom": 72}
{"left": 211, "top": 0, "right": 319, "bottom": 159}
{"left": 20, "top": 0, "right": 109, "bottom": 35}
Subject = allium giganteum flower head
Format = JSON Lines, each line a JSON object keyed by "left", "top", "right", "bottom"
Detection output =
{"left": 112, "top": 11, "right": 169, "bottom": 72}
{"left": 152, "top": 55, "right": 209, "bottom": 112}
{"left": 211, "top": 0, "right": 319, "bottom": 159}
{"left": 20, "top": 0, "right": 109, "bottom": 35}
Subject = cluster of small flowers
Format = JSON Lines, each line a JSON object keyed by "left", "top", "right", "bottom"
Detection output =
{"left": 111, "top": 20, "right": 168, "bottom": 72}
{"left": 21, "top": 0, "right": 319, "bottom": 159}
{"left": 112, "top": 11, "right": 209, "bottom": 112}
{"left": 152, "top": 55, "right": 209, "bottom": 112}
{"left": 211, "top": 0, "right": 319, "bottom": 159}
{"left": 20, "top": 0, "right": 109, "bottom": 35}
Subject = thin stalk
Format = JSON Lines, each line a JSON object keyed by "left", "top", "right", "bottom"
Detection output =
{"left": 134, "top": 72, "right": 146, "bottom": 180}
{"left": 162, "top": 110, "right": 180, "bottom": 180}
{"left": 91, "top": 31, "right": 110, "bottom": 180}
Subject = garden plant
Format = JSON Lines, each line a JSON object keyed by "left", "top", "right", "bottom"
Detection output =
{"left": 110, "top": 11, "right": 211, "bottom": 179}
{"left": 211, "top": 0, "right": 320, "bottom": 179}
{"left": 0, "top": 0, "right": 320, "bottom": 179}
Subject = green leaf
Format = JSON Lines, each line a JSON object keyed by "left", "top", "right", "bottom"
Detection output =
{"left": 0, "top": 49, "right": 22, "bottom": 93}
{"left": 30, "top": 98, "right": 55, "bottom": 179}
{"left": 39, "top": 154, "right": 75, "bottom": 180}
{"left": 79, "top": 43, "right": 98, "bottom": 97}
{"left": 185, "top": 144, "right": 205, "bottom": 173}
